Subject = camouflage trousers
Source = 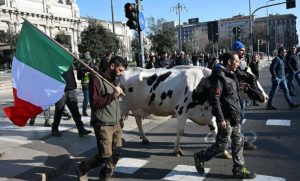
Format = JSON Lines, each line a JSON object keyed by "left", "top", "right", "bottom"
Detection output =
{"left": 199, "top": 123, "right": 245, "bottom": 169}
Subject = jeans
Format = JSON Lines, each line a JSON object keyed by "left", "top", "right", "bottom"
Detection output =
{"left": 268, "top": 77, "right": 292, "bottom": 105}
{"left": 82, "top": 89, "right": 89, "bottom": 113}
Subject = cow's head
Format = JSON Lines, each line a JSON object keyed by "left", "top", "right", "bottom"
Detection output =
{"left": 236, "top": 67, "right": 268, "bottom": 103}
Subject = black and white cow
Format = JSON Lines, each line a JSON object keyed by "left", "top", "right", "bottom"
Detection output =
{"left": 120, "top": 66, "right": 267, "bottom": 157}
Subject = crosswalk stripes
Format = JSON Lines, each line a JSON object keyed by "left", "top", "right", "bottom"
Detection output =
{"left": 113, "top": 158, "right": 286, "bottom": 181}
{"left": 266, "top": 119, "right": 291, "bottom": 126}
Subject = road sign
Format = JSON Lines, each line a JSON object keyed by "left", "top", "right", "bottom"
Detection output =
{"left": 138, "top": 12, "right": 145, "bottom": 31}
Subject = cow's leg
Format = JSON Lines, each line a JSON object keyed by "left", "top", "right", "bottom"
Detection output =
{"left": 135, "top": 115, "right": 149, "bottom": 144}
{"left": 174, "top": 117, "right": 186, "bottom": 157}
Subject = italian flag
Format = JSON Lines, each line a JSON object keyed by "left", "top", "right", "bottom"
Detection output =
{"left": 3, "top": 20, "right": 74, "bottom": 127}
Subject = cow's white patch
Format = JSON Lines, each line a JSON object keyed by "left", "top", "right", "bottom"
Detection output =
{"left": 115, "top": 158, "right": 149, "bottom": 174}
{"left": 266, "top": 119, "right": 291, "bottom": 126}
{"left": 164, "top": 165, "right": 210, "bottom": 181}
{"left": 247, "top": 174, "right": 286, "bottom": 181}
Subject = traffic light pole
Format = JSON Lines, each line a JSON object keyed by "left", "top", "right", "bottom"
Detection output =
{"left": 136, "top": 0, "right": 145, "bottom": 68}
{"left": 249, "top": 1, "right": 286, "bottom": 56}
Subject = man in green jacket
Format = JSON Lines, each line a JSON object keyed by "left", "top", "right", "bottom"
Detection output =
{"left": 76, "top": 56, "right": 127, "bottom": 181}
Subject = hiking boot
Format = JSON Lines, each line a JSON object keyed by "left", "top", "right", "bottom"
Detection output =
{"left": 267, "top": 104, "right": 277, "bottom": 110}
{"left": 289, "top": 102, "right": 300, "bottom": 109}
{"left": 51, "top": 129, "right": 62, "bottom": 137}
{"left": 44, "top": 120, "right": 51, "bottom": 127}
{"left": 233, "top": 167, "right": 256, "bottom": 179}
{"left": 76, "top": 162, "right": 89, "bottom": 181}
{"left": 29, "top": 118, "right": 35, "bottom": 126}
{"left": 244, "top": 141, "right": 257, "bottom": 150}
{"left": 193, "top": 152, "right": 205, "bottom": 174}
{"left": 79, "top": 128, "right": 92, "bottom": 137}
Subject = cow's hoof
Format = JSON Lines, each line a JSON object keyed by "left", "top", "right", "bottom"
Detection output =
{"left": 174, "top": 149, "right": 184, "bottom": 157}
{"left": 217, "top": 150, "right": 232, "bottom": 159}
{"left": 142, "top": 139, "right": 150, "bottom": 144}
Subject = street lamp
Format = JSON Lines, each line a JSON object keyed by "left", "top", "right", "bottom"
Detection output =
{"left": 171, "top": 3, "right": 186, "bottom": 52}
{"left": 266, "top": 0, "right": 275, "bottom": 61}
{"left": 110, "top": 0, "right": 115, "bottom": 34}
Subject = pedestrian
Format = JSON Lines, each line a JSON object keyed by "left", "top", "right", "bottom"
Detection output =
{"left": 51, "top": 65, "right": 92, "bottom": 137}
{"left": 145, "top": 54, "right": 156, "bottom": 69}
{"left": 29, "top": 108, "right": 51, "bottom": 127}
{"left": 249, "top": 54, "right": 260, "bottom": 106}
{"left": 286, "top": 45, "right": 298, "bottom": 96}
{"left": 76, "top": 56, "right": 127, "bottom": 181}
{"left": 77, "top": 57, "right": 95, "bottom": 116}
{"left": 266, "top": 47, "right": 300, "bottom": 110}
{"left": 193, "top": 52, "right": 256, "bottom": 179}
{"left": 232, "top": 39, "right": 257, "bottom": 150}
{"left": 175, "top": 51, "right": 189, "bottom": 66}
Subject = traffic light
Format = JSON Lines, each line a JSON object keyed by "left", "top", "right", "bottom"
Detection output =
{"left": 124, "top": 3, "right": 138, "bottom": 30}
{"left": 286, "top": 0, "right": 296, "bottom": 9}
{"left": 207, "top": 21, "right": 218, "bottom": 43}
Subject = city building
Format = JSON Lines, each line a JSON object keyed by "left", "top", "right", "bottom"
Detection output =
{"left": 0, "top": 0, "right": 81, "bottom": 53}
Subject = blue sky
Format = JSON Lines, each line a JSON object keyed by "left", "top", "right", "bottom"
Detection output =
{"left": 77, "top": 0, "right": 299, "bottom": 39}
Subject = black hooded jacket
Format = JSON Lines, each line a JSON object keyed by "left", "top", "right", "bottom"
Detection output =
{"left": 210, "top": 64, "right": 241, "bottom": 126}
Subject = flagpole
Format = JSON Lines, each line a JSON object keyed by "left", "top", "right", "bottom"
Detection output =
{"left": 21, "top": 18, "right": 124, "bottom": 95}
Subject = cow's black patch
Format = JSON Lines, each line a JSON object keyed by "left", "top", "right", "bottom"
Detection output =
{"left": 178, "top": 106, "right": 184, "bottom": 115}
{"left": 184, "top": 86, "right": 188, "bottom": 95}
{"left": 152, "top": 71, "right": 172, "bottom": 90}
{"left": 184, "top": 97, "right": 188, "bottom": 103}
{"left": 149, "top": 93, "right": 156, "bottom": 105}
{"left": 161, "top": 92, "right": 167, "bottom": 101}
{"left": 186, "top": 102, "right": 199, "bottom": 113}
{"left": 159, "top": 102, "right": 163, "bottom": 105}
{"left": 150, "top": 88, "right": 153, "bottom": 93}
{"left": 147, "top": 74, "right": 158, "bottom": 86}
{"left": 167, "top": 90, "right": 173, "bottom": 98}
{"left": 175, "top": 105, "right": 179, "bottom": 110}
{"left": 204, "top": 106, "right": 209, "bottom": 110}
{"left": 128, "top": 87, "right": 133, "bottom": 92}
{"left": 202, "top": 114, "right": 205, "bottom": 117}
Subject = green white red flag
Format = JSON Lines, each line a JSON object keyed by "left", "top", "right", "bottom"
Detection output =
{"left": 3, "top": 20, "right": 74, "bottom": 126}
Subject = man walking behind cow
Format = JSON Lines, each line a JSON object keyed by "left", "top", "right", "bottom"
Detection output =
{"left": 76, "top": 56, "right": 127, "bottom": 181}
{"left": 267, "top": 47, "right": 299, "bottom": 110}
{"left": 194, "top": 52, "right": 256, "bottom": 179}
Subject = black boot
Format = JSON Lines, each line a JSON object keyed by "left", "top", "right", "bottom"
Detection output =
{"left": 78, "top": 128, "right": 92, "bottom": 137}
{"left": 244, "top": 141, "right": 257, "bottom": 150}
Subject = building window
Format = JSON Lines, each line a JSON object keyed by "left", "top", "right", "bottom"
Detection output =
{"left": 58, "top": 0, "right": 63, "bottom": 4}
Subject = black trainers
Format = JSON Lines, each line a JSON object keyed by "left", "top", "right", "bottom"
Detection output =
{"left": 51, "top": 129, "right": 62, "bottom": 137}
{"left": 233, "top": 167, "right": 256, "bottom": 179}
{"left": 63, "top": 111, "right": 72, "bottom": 120}
{"left": 267, "top": 104, "right": 277, "bottom": 110}
{"left": 244, "top": 141, "right": 257, "bottom": 150}
{"left": 79, "top": 128, "right": 92, "bottom": 137}
{"left": 193, "top": 152, "right": 205, "bottom": 174}
{"left": 76, "top": 162, "right": 89, "bottom": 181}
{"left": 289, "top": 102, "right": 300, "bottom": 109}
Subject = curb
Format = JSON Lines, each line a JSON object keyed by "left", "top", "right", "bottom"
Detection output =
{"left": 12, "top": 141, "right": 71, "bottom": 181}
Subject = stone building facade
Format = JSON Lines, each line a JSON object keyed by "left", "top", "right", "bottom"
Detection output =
{"left": 0, "top": 0, "right": 81, "bottom": 53}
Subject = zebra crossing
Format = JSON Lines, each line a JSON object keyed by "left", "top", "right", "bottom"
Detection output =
{"left": 113, "top": 157, "right": 286, "bottom": 181}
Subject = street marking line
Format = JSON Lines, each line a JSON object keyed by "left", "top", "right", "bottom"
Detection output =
{"left": 0, "top": 136, "right": 32, "bottom": 144}
{"left": 244, "top": 174, "right": 285, "bottom": 181}
{"left": 242, "top": 119, "right": 247, "bottom": 124}
{"left": 0, "top": 125, "right": 70, "bottom": 131}
{"left": 266, "top": 119, "right": 290, "bottom": 126}
{"left": 115, "top": 158, "right": 149, "bottom": 174}
{"left": 164, "top": 165, "right": 210, "bottom": 181}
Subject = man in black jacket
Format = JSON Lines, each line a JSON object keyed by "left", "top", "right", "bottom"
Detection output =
{"left": 286, "top": 46, "right": 300, "bottom": 96}
{"left": 51, "top": 65, "right": 91, "bottom": 137}
{"left": 194, "top": 52, "right": 256, "bottom": 179}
